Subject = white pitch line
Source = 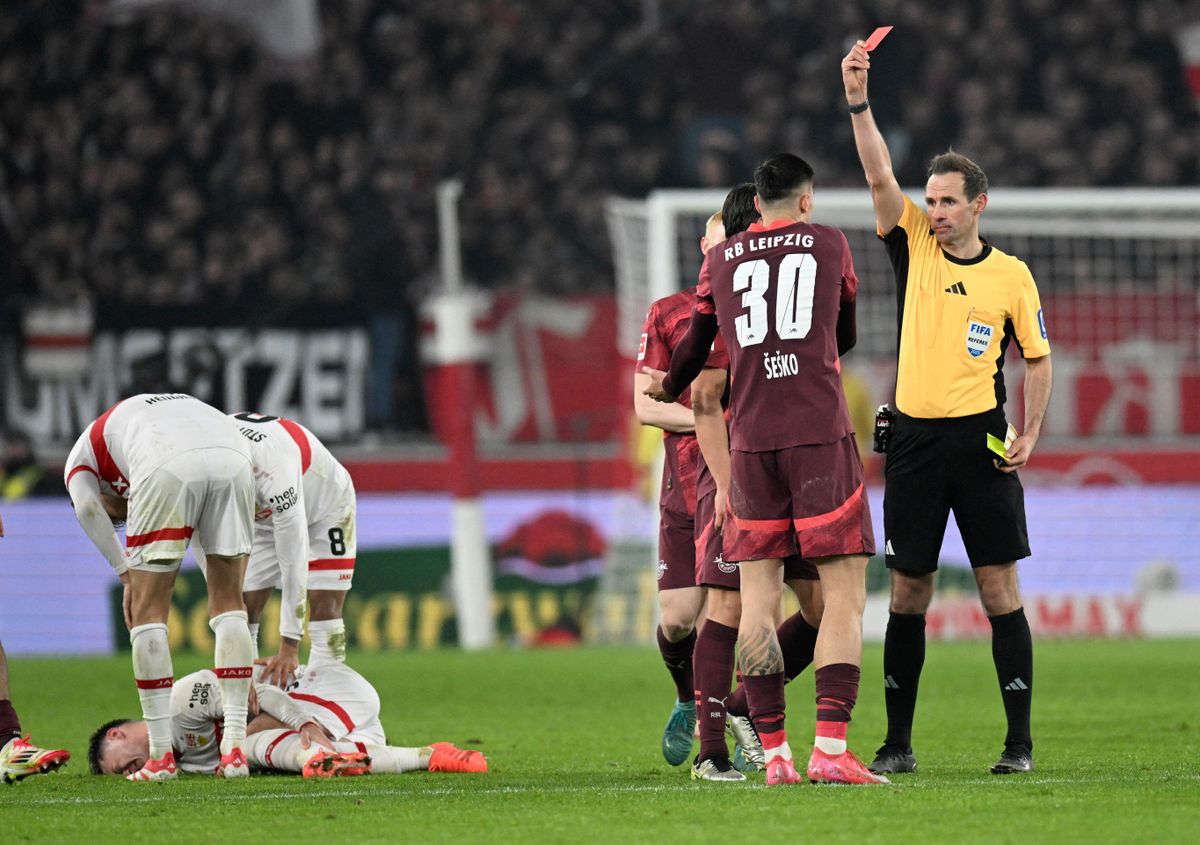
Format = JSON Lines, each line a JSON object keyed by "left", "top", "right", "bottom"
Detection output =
{"left": 14, "top": 772, "right": 1200, "bottom": 807}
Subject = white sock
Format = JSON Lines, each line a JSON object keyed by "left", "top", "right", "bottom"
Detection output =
{"left": 364, "top": 743, "right": 424, "bottom": 773}
{"left": 210, "top": 610, "right": 254, "bottom": 754}
{"left": 243, "top": 730, "right": 423, "bottom": 774}
{"left": 814, "top": 736, "right": 847, "bottom": 755}
{"left": 764, "top": 740, "right": 793, "bottom": 763}
{"left": 248, "top": 623, "right": 260, "bottom": 662}
{"left": 307, "top": 618, "right": 347, "bottom": 665}
{"left": 129, "top": 623, "right": 174, "bottom": 759}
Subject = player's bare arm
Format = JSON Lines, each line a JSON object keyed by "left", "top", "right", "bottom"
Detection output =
{"left": 691, "top": 368, "right": 731, "bottom": 530}
{"left": 633, "top": 372, "right": 695, "bottom": 431}
{"left": 842, "top": 40, "right": 904, "bottom": 234}
{"left": 999, "top": 354, "right": 1052, "bottom": 473}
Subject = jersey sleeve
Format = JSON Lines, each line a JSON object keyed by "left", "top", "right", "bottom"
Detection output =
{"left": 63, "top": 427, "right": 98, "bottom": 489}
{"left": 881, "top": 193, "right": 929, "bottom": 244}
{"left": 695, "top": 253, "right": 716, "bottom": 316}
{"left": 270, "top": 467, "right": 310, "bottom": 643}
{"left": 838, "top": 228, "right": 859, "bottom": 302}
{"left": 705, "top": 331, "right": 729, "bottom": 370}
{"left": 1010, "top": 262, "right": 1052, "bottom": 358}
{"left": 637, "top": 302, "right": 671, "bottom": 372}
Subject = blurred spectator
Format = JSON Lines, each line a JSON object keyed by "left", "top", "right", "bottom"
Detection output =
{"left": 0, "top": 430, "right": 61, "bottom": 499}
{"left": 0, "top": 0, "right": 1195, "bottom": 313}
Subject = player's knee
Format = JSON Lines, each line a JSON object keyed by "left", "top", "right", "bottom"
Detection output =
{"left": 659, "top": 618, "right": 695, "bottom": 641}
{"left": 706, "top": 589, "right": 741, "bottom": 627}
{"left": 889, "top": 570, "right": 934, "bottom": 614}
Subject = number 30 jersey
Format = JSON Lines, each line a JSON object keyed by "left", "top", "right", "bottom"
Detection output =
{"left": 696, "top": 219, "right": 858, "bottom": 452}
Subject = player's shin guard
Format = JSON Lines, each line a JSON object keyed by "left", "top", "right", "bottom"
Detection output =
{"left": 882, "top": 612, "right": 925, "bottom": 749}
{"left": 693, "top": 620, "right": 738, "bottom": 761}
{"left": 365, "top": 744, "right": 423, "bottom": 773}
{"left": 814, "top": 663, "right": 860, "bottom": 755}
{"left": 248, "top": 623, "right": 260, "bottom": 662}
{"left": 989, "top": 607, "right": 1033, "bottom": 752}
{"left": 307, "top": 618, "right": 348, "bottom": 666}
{"left": 657, "top": 626, "right": 697, "bottom": 703}
{"left": 210, "top": 610, "right": 254, "bottom": 754}
{"left": 726, "top": 611, "right": 819, "bottom": 718}
{"left": 130, "top": 623, "right": 174, "bottom": 758}
{"left": 743, "top": 673, "right": 789, "bottom": 762}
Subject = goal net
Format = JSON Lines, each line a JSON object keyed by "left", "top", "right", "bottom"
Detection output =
{"left": 596, "top": 187, "right": 1200, "bottom": 643}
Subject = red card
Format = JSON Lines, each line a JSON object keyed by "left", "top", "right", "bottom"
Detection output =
{"left": 864, "top": 25, "right": 893, "bottom": 51}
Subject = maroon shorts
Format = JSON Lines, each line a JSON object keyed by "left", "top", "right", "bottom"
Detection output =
{"left": 657, "top": 505, "right": 698, "bottom": 591}
{"left": 695, "top": 489, "right": 739, "bottom": 589}
{"left": 696, "top": 491, "right": 818, "bottom": 586}
{"left": 725, "top": 434, "right": 875, "bottom": 563}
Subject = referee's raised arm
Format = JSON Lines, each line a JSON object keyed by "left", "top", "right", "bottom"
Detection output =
{"left": 842, "top": 41, "right": 904, "bottom": 235}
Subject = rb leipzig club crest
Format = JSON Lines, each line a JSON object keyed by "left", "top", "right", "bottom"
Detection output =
{"left": 966, "top": 319, "right": 993, "bottom": 358}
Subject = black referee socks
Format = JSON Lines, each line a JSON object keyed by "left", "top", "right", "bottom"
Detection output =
{"left": 882, "top": 611, "right": 926, "bottom": 750}
{"left": 989, "top": 607, "right": 1034, "bottom": 752}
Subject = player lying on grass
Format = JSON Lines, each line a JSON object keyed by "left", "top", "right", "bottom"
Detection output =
{"left": 88, "top": 660, "right": 487, "bottom": 777}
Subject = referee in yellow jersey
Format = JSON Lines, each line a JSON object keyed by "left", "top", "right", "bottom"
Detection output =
{"left": 842, "top": 39, "right": 1053, "bottom": 776}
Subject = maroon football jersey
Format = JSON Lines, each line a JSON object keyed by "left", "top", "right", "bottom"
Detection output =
{"left": 638, "top": 287, "right": 730, "bottom": 514}
{"left": 697, "top": 219, "right": 857, "bottom": 452}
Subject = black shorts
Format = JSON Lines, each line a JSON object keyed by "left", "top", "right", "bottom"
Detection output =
{"left": 883, "top": 408, "right": 1029, "bottom": 574}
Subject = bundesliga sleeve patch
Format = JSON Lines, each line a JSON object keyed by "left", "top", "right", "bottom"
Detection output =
{"left": 1037, "top": 308, "right": 1047, "bottom": 339}
{"left": 637, "top": 333, "right": 648, "bottom": 361}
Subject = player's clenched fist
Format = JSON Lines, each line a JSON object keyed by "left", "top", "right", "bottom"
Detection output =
{"left": 641, "top": 366, "right": 678, "bottom": 403}
{"left": 841, "top": 42, "right": 871, "bottom": 103}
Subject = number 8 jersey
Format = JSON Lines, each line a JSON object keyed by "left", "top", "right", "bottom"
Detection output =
{"left": 696, "top": 219, "right": 858, "bottom": 452}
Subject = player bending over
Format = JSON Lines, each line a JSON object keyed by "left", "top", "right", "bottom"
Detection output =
{"left": 66, "top": 394, "right": 257, "bottom": 781}
{"left": 88, "top": 660, "right": 486, "bottom": 777}
{"left": 226, "top": 412, "right": 357, "bottom": 686}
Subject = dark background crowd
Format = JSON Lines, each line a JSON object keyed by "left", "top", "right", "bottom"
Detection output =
{"left": 0, "top": 0, "right": 1196, "bottom": 312}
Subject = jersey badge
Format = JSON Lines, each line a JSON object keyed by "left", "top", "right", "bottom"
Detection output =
{"left": 637, "top": 333, "right": 648, "bottom": 361}
{"left": 656, "top": 559, "right": 667, "bottom": 581}
{"left": 966, "top": 319, "right": 994, "bottom": 358}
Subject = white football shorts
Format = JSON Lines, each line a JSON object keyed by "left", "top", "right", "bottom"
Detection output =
{"left": 243, "top": 486, "right": 357, "bottom": 592}
{"left": 283, "top": 662, "right": 384, "bottom": 746}
{"left": 126, "top": 447, "right": 255, "bottom": 569}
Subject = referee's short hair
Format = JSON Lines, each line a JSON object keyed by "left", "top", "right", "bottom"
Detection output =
{"left": 754, "top": 154, "right": 814, "bottom": 205}
{"left": 928, "top": 151, "right": 988, "bottom": 201}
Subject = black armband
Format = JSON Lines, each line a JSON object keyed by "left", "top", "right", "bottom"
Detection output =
{"left": 848, "top": 99, "right": 870, "bottom": 114}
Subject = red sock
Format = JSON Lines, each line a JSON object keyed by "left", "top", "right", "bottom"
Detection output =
{"left": 814, "top": 663, "right": 860, "bottom": 754}
{"left": 0, "top": 700, "right": 20, "bottom": 745}
{"left": 693, "top": 621, "right": 738, "bottom": 761}
{"left": 743, "top": 672, "right": 789, "bottom": 758}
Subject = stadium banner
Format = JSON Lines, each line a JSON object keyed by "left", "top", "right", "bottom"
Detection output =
{"left": 1, "top": 487, "right": 1198, "bottom": 655}
{"left": 2, "top": 328, "right": 368, "bottom": 446}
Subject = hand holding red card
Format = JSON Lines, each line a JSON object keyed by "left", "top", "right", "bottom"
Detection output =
{"left": 864, "top": 25, "right": 892, "bottom": 51}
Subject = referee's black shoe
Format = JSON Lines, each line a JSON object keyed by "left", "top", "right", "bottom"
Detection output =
{"left": 990, "top": 746, "right": 1034, "bottom": 774}
{"left": 868, "top": 743, "right": 917, "bottom": 774}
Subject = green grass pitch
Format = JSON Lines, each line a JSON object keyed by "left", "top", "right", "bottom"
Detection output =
{"left": 3, "top": 640, "right": 1198, "bottom": 844}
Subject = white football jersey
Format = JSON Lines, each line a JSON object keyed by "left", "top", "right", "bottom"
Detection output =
{"left": 230, "top": 413, "right": 355, "bottom": 639}
{"left": 64, "top": 394, "right": 248, "bottom": 497}
{"left": 170, "top": 670, "right": 225, "bottom": 774}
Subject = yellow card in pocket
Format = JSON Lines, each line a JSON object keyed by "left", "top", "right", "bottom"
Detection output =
{"left": 987, "top": 424, "right": 1018, "bottom": 463}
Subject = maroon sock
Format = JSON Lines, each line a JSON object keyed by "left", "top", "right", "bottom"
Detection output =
{"left": 743, "top": 672, "right": 787, "bottom": 749}
{"left": 693, "top": 620, "right": 738, "bottom": 761}
{"left": 0, "top": 699, "right": 20, "bottom": 744}
{"left": 726, "top": 612, "right": 819, "bottom": 718}
{"left": 657, "top": 626, "right": 697, "bottom": 703}
{"left": 814, "top": 663, "right": 861, "bottom": 723}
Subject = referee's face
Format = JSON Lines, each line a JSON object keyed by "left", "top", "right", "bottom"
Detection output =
{"left": 924, "top": 173, "right": 981, "bottom": 246}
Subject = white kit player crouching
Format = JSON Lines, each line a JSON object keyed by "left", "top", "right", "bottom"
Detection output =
{"left": 65, "top": 394, "right": 258, "bottom": 782}
{"left": 88, "top": 661, "right": 488, "bottom": 777}
{"left": 224, "top": 412, "right": 357, "bottom": 685}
